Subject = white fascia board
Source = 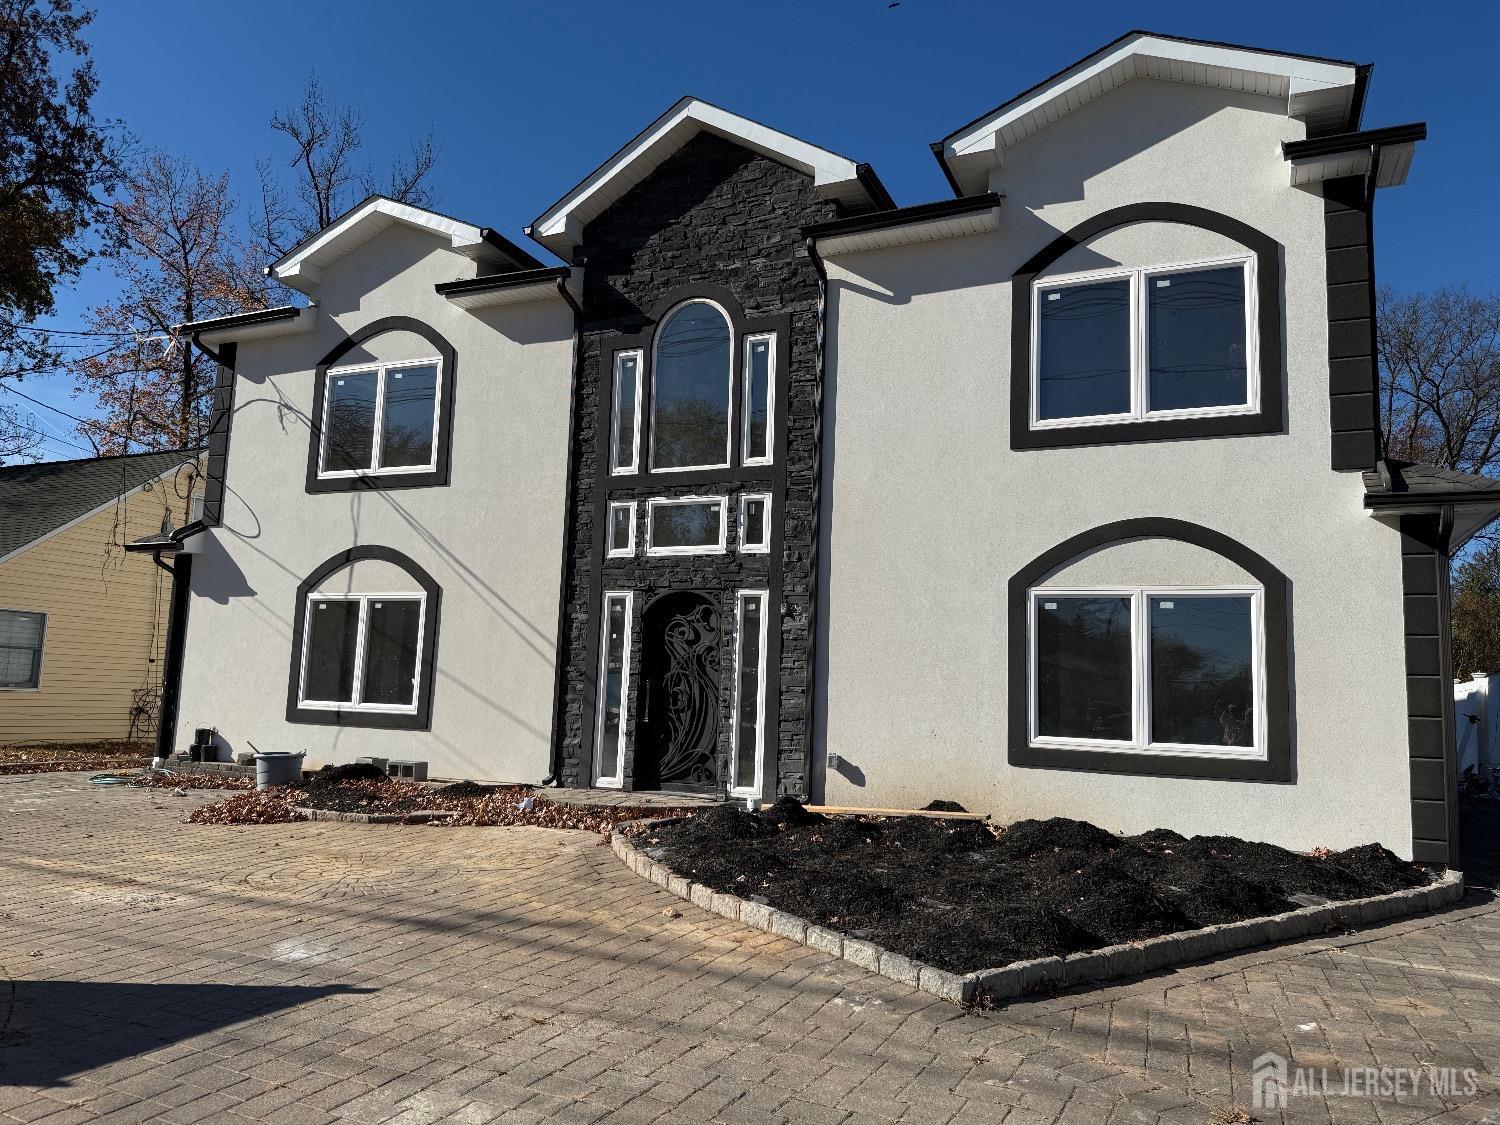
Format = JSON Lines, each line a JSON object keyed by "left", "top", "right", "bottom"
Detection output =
{"left": 531, "top": 97, "right": 863, "bottom": 255}
{"left": 945, "top": 34, "right": 1358, "bottom": 163}
{"left": 192, "top": 305, "right": 318, "bottom": 347}
{"left": 268, "top": 198, "right": 494, "bottom": 292}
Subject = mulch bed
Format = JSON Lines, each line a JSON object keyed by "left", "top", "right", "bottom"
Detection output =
{"left": 0, "top": 741, "right": 152, "bottom": 775}
{"left": 644, "top": 798, "right": 1434, "bottom": 974}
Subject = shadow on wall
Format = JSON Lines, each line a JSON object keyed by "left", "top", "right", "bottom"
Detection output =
{"left": 191, "top": 533, "right": 256, "bottom": 604}
{"left": 0, "top": 980, "right": 372, "bottom": 1087}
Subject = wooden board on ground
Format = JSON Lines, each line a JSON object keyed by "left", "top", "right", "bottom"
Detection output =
{"left": 806, "top": 805, "right": 990, "bottom": 821}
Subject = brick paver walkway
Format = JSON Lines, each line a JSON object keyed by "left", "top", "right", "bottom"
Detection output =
{"left": 2, "top": 773, "right": 1499, "bottom": 1124}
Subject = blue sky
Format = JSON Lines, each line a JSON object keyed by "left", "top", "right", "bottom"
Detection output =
{"left": 13, "top": 0, "right": 1499, "bottom": 461}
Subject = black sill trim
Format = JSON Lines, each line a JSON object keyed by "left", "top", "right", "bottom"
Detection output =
{"left": 1011, "top": 202, "right": 1284, "bottom": 451}
{"left": 434, "top": 265, "right": 570, "bottom": 298}
{"left": 801, "top": 193, "right": 1001, "bottom": 241}
{"left": 177, "top": 305, "right": 302, "bottom": 336}
{"left": 305, "top": 316, "right": 457, "bottom": 495}
{"left": 937, "top": 29, "right": 1361, "bottom": 151}
{"left": 1283, "top": 122, "right": 1426, "bottom": 161}
{"left": 285, "top": 545, "right": 441, "bottom": 731}
{"left": 1007, "top": 517, "right": 1293, "bottom": 782}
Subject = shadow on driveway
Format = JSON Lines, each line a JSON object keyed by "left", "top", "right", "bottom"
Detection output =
{"left": 0, "top": 979, "right": 372, "bottom": 1087}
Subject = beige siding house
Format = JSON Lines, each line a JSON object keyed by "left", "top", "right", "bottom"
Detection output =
{"left": 0, "top": 451, "right": 201, "bottom": 744}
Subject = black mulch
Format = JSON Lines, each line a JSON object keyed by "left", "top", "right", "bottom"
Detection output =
{"left": 646, "top": 797, "right": 1432, "bottom": 974}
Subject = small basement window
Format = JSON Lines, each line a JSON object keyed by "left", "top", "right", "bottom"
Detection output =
{"left": 319, "top": 359, "right": 442, "bottom": 477}
{"left": 299, "top": 594, "right": 425, "bottom": 713}
{"left": 1029, "top": 586, "right": 1263, "bottom": 758}
{"left": 646, "top": 496, "right": 727, "bottom": 556}
{"left": 607, "top": 500, "right": 636, "bottom": 558}
{"left": 739, "top": 493, "right": 770, "bottom": 554}
{"left": 0, "top": 609, "right": 45, "bottom": 690}
{"left": 1033, "top": 256, "right": 1255, "bottom": 427}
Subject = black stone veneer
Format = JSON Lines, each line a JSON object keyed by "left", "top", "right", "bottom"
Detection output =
{"left": 555, "top": 131, "right": 839, "bottom": 797}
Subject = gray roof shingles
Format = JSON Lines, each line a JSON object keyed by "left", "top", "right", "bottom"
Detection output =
{"left": 0, "top": 449, "right": 200, "bottom": 560}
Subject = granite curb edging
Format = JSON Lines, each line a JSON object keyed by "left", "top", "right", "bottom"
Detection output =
{"left": 610, "top": 818, "right": 1465, "bottom": 1007}
{"left": 301, "top": 808, "right": 458, "bottom": 824}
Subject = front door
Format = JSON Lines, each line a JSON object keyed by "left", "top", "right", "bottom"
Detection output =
{"left": 636, "top": 591, "right": 721, "bottom": 792}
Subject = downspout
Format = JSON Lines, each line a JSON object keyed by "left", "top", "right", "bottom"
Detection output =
{"left": 804, "top": 235, "right": 829, "bottom": 803}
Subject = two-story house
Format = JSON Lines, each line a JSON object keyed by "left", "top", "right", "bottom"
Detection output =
{"left": 165, "top": 31, "right": 1500, "bottom": 865}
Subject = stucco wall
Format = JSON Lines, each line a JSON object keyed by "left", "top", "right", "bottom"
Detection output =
{"left": 816, "top": 79, "right": 1412, "bottom": 855}
{"left": 175, "top": 225, "right": 574, "bottom": 782}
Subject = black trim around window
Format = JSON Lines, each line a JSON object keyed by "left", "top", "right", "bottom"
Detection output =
{"left": 305, "top": 316, "right": 457, "bottom": 494}
{"left": 285, "top": 545, "right": 441, "bottom": 730}
{"left": 1011, "top": 203, "right": 1285, "bottom": 451}
{"left": 1008, "top": 517, "right": 1292, "bottom": 782}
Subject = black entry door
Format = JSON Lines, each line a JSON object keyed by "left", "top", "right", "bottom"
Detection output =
{"left": 636, "top": 591, "right": 721, "bottom": 792}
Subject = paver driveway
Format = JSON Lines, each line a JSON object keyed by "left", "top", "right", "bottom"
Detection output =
{"left": 2, "top": 773, "right": 1500, "bottom": 1125}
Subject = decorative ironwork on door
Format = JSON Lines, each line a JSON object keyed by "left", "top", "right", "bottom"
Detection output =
{"left": 639, "top": 592, "right": 720, "bottom": 791}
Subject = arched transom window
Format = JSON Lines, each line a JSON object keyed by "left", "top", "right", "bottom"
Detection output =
{"left": 650, "top": 300, "right": 732, "bottom": 471}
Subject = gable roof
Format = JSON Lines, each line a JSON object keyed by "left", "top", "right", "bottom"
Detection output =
{"left": 935, "top": 31, "right": 1366, "bottom": 196}
{"left": 0, "top": 449, "right": 201, "bottom": 563}
{"left": 527, "top": 97, "right": 892, "bottom": 259}
{"left": 267, "top": 196, "right": 543, "bottom": 295}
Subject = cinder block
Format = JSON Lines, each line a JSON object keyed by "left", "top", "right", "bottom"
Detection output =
{"left": 878, "top": 951, "right": 920, "bottom": 988}
{"left": 804, "top": 926, "right": 843, "bottom": 957}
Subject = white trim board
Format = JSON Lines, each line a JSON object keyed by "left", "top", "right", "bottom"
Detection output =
{"left": 529, "top": 97, "right": 878, "bottom": 258}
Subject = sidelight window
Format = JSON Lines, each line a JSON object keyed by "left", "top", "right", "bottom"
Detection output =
{"left": 1029, "top": 586, "right": 1262, "bottom": 757}
{"left": 731, "top": 590, "right": 769, "bottom": 795}
{"left": 594, "top": 592, "right": 632, "bottom": 787}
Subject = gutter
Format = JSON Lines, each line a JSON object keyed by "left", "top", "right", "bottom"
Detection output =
{"left": 433, "top": 264, "right": 570, "bottom": 298}
{"left": 1281, "top": 121, "right": 1427, "bottom": 161}
{"left": 801, "top": 192, "right": 1003, "bottom": 243}
{"left": 928, "top": 141, "right": 966, "bottom": 199}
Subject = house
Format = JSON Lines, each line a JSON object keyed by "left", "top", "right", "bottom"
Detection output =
{"left": 0, "top": 449, "right": 202, "bottom": 745}
{"left": 167, "top": 31, "right": 1500, "bottom": 865}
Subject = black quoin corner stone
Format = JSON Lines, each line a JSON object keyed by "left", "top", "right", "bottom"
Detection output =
{"left": 553, "top": 131, "right": 839, "bottom": 799}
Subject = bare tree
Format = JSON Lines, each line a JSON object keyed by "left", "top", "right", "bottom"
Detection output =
{"left": 1378, "top": 285, "right": 1500, "bottom": 475}
{"left": 71, "top": 150, "right": 268, "bottom": 453}
{"left": 0, "top": 401, "right": 41, "bottom": 462}
{"left": 253, "top": 76, "right": 437, "bottom": 259}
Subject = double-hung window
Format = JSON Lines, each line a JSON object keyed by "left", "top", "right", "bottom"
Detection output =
{"left": 1032, "top": 256, "right": 1256, "bottom": 427}
{"left": 1029, "top": 586, "right": 1263, "bottom": 758}
{"left": 319, "top": 359, "right": 442, "bottom": 478}
{"left": 299, "top": 594, "right": 425, "bottom": 713}
{"left": 0, "top": 610, "right": 45, "bottom": 690}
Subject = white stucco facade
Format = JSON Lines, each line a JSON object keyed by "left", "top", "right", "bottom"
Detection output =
{"left": 816, "top": 80, "right": 1412, "bottom": 854}
{"left": 175, "top": 225, "right": 574, "bottom": 783}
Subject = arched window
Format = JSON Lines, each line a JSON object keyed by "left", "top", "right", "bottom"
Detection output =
{"left": 286, "top": 546, "right": 441, "bottom": 730}
{"left": 650, "top": 300, "right": 732, "bottom": 471}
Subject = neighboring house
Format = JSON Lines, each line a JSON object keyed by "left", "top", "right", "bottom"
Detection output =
{"left": 168, "top": 31, "right": 1500, "bottom": 865}
{"left": 0, "top": 449, "right": 202, "bottom": 744}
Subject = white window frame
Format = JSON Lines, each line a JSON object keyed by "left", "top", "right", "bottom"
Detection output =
{"left": 1030, "top": 254, "right": 1258, "bottom": 430}
{"left": 730, "top": 589, "right": 770, "bottom": 798}
{"left": 0, "top": 608, "right": 46, "bottom": 692}
{"left": 297, "top": 592, "right": 426, "bottom": 714}
{"left": 317, "top": 357, "right": 444, "bottom": 478}
{"left": 738, "top": 493, "right": 771, "bottom": 554}
{"left": 644, "top": 495, "right": 728, "bottom": 557}
{"left": 740, "top": 331, "right": 776, "bottom": 466}
{"left": 609, "top": 349, "right": 644, "bottom": 475}
{"left": 593, "top": 590, "right": 633, "bottom": 788}
{"left": 606, "top": 500, "right": 637, "bottom": 558}
{"left": 648, "top": 298, "right": 734, "bottom": 473}
{"left": 1026, "top": 585, "right": 1266, "bottom": 760}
